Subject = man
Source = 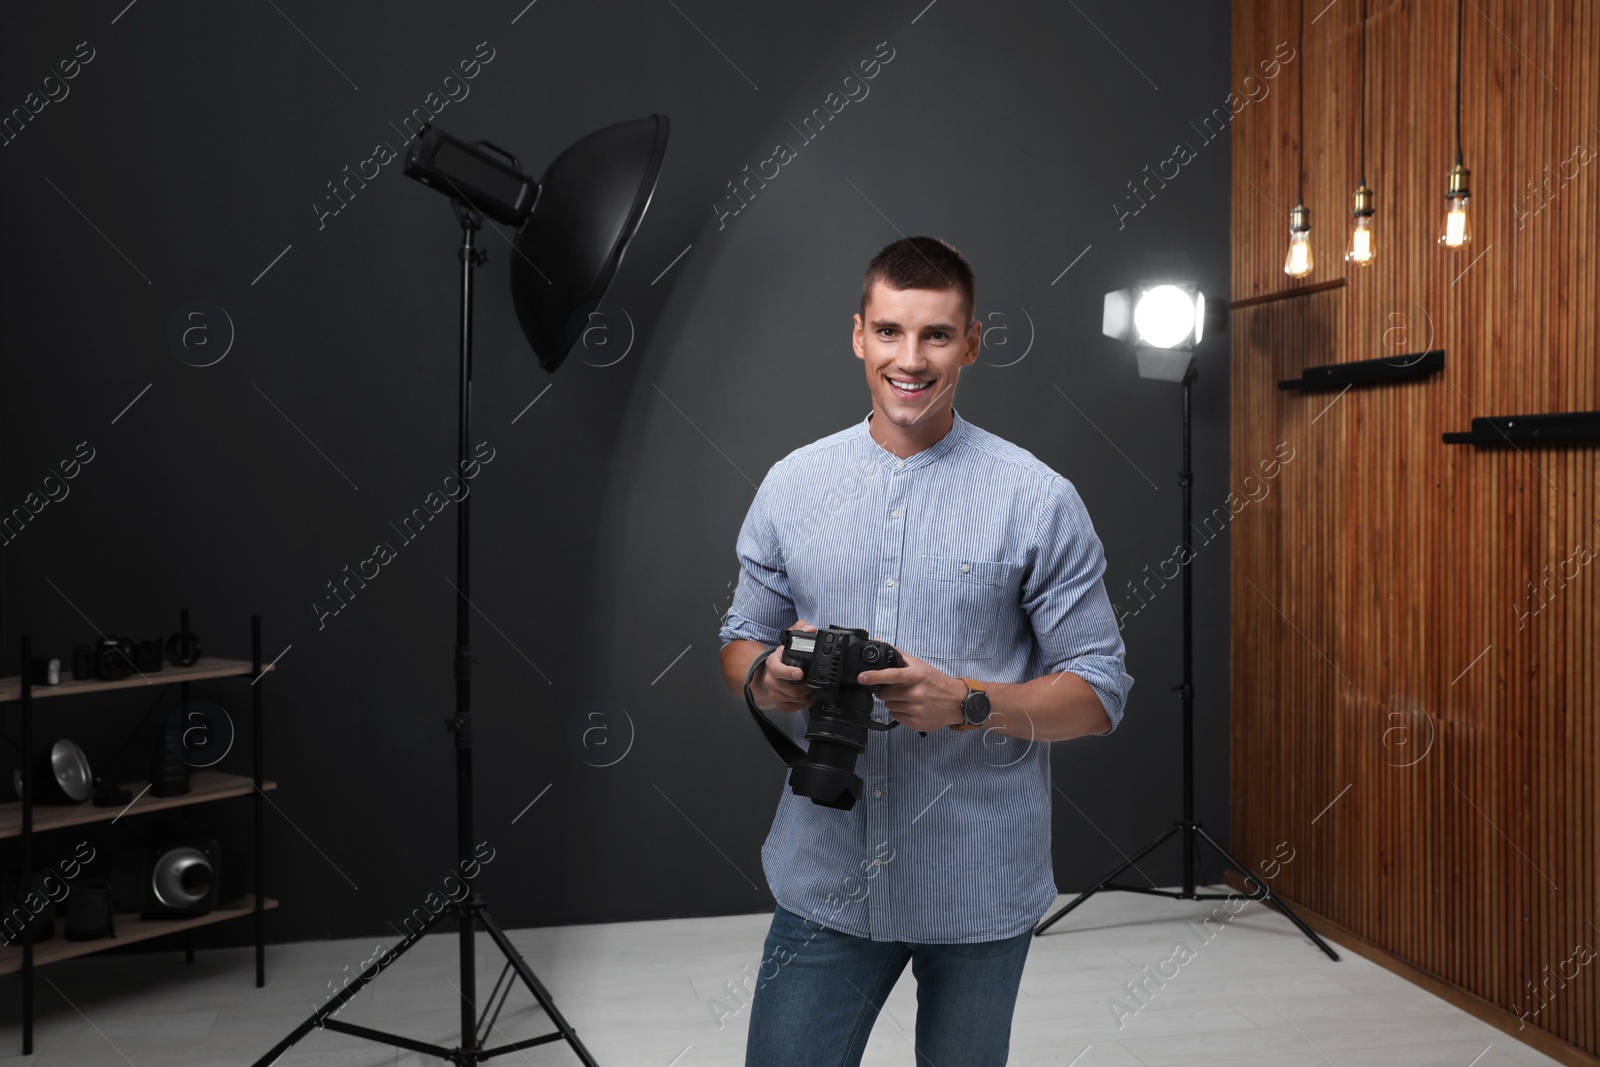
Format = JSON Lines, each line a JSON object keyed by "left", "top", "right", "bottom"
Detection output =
{"left": 717, "top": 236, "right": 1132, "bottom": 1065}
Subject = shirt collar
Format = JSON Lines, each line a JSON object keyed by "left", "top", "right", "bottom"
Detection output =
{"left": 857, "top": 408, "right": 969, "bottom": 471}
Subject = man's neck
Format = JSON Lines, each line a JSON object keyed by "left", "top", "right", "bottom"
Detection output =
{"left": 868, "top": 407, "right": 954, "bottom": 459}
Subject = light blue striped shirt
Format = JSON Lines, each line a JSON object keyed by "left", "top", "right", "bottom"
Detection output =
{"left": 718, "top": 409, "right": 1133, "bottom": 943}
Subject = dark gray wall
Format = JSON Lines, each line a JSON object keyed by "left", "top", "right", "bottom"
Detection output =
{"left": 0, "top": 0, "right": 1232, "bottom": 954}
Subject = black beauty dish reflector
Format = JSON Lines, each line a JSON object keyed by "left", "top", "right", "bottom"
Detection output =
{"left": 404, "top": 114, "right": 669, "bottom": 374}
{"left": 510, "top": 116, "right": 667, "bottom": 373}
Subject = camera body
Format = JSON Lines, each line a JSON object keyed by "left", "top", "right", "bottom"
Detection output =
{"left": 775, "top": 626, "right": 903, "bottom": 812}
{"left": 68, "top": 619, "right": 201, "bottom": 681}
{"left": 71, "top": 636, "right": 135, "bottom": 681}
{"left": 780, "top": 626, "right": 903, "bottom": 689}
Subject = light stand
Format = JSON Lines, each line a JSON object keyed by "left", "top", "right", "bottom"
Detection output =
{"left": 254, "top": 110, "right": 662, "bottom": 1067}
{"left": 252, "top": 112, "right": 667, "bottom": 1066}
{"left": 1033, "top": 343, "right": 1338, "bottom": 962}
{"left": 252, "top": 203, "right": 601, "bottom": 1067}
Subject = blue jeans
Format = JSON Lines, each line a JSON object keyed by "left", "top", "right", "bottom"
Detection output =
{"left": 744, "top": 904, "right": 1033, "bottom": 1066}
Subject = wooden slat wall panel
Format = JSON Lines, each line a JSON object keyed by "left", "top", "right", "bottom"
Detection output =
{"left": 1230, "top": 0, "right": 1600, "bottom": 1058}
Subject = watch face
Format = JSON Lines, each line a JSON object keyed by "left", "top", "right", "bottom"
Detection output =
{"left": 964, "top": 690, "right": 991, "bottom": 726}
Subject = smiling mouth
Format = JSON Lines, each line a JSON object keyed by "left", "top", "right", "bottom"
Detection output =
{"left": 888, "top": 377, "right": 933, "bottom": 399}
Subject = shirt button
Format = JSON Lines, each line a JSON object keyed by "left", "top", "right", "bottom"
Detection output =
{"left": 885, "top": 578, "right": 894, "bottom": 587}
{"left": 891, "top": 509, "right": 900, "bottom": 518}
{"left": 960, "top": 563, "right": 971, "bottom": 573}
{"left": 873, "top": 789, "right": 883, "bottom": 798}
{"left": 896, "top": 460, "right": 905, "bottom": 470}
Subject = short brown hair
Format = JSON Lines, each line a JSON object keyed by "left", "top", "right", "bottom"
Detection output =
{"left": 860, "top": 236, "right": 976, "bottom": 325}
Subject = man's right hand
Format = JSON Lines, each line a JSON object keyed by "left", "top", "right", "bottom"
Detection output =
{"left": 756, "top": 619, "right": 817, "bottom": 713}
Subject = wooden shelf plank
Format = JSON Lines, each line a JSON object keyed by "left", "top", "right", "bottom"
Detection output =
{"left": 0, "top": 772, "right": 276, "bottom": 840}
{"left": 0, "top": 657, "right": 272, "bottom": 703}
{"left": 0, "top": 894, "right": 277, "bottom": 975}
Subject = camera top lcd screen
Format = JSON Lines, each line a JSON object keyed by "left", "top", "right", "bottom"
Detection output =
{"left": 789, "top": 634, "right": 816, "bottom": 653}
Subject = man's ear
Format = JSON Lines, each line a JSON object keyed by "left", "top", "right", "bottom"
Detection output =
{"left": 962, "top": 317, "right": 982, "bottom": 366}
{"left": 853, "top": 313, "right": 865, "bottom": 360}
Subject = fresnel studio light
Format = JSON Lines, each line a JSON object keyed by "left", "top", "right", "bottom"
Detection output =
{"left": 1101, "top": 283, "right": 1225, "bottom": 381}
{"left": 1041, "top": 281, "right": 1338, "bottom": 961}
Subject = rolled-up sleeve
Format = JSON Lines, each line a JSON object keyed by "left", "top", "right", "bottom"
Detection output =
{"left": 1023, "top": 476, "right": 1134, "bottom": 732}
{"left": 717, "top": 468, "right": 796, "bottom": 648}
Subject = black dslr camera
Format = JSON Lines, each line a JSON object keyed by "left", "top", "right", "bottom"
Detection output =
{"left": 776, "top": 625, "right": 904, "bottom": 811}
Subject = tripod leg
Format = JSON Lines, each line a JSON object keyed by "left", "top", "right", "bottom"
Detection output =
{"left": 477, "top": 909, "right": 603, "bottom": 1067}
{"left": 1035, "top": 823, "right": 1182, "bottom": 935}
{"left": 477, "top": 960, "right": 516, "bottom": 1045}
{"left": 249, "top": 905, "right": 454, "bottom": 1067}
{"left": 1193, "top": 826, "right": 1340, "bottom": 961}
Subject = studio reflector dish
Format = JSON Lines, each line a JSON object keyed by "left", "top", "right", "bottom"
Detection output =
{"left": 510, "top": 114, "right": 670, "bottom": 373}
{"left": 13, "top": 738, "right": 93, "bottom": 804}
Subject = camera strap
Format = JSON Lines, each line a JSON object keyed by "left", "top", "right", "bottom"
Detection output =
{"left": 743, "top": 646, "right": 808, "bottom": 766}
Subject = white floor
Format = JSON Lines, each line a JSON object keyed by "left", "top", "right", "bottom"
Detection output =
{"left": 0, "top": 889, "right": 1565, "bottom": 1066}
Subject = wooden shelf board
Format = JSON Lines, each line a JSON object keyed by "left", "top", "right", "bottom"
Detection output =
{"left": 0, "top": 894, "right": 277, "bottom": 975}
{"left": 0, "top": 772, "right": 276, "bottom": 840}
{"left": 0, "top": 657, "right": 272, "bottom": 703}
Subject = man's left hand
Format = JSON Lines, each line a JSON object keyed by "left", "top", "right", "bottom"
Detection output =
{"left": 856, "top": 649, "right": 965, "bottom": 733}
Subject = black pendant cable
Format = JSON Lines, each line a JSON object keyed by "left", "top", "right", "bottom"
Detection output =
{"left": 1347, "top": 0, "right": 1375, "bottom": 265}
{"left": 1286, "top": 0, "right": 1313, "bottom": 276}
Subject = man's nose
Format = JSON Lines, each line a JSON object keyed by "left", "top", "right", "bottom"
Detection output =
{"left": 899, "top": 340, "right": 929, "bottom": 369}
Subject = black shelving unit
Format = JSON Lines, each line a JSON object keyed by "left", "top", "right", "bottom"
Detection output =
{"left": 1, "top": 613, "right": 276, "bottom": 1055}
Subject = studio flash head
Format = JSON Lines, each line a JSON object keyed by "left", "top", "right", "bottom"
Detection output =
{"left": 404, "top": 125, "right": 537, "bottom": 226}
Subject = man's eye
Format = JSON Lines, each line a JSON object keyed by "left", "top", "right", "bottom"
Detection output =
{"left": 929, "top": 332, "right": 947, "bottom": 341}
{"left": 878, "top": 329, "right": 896, "bottom": 338}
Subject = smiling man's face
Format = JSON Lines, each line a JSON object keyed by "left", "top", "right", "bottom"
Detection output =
{"left": 852, "top": 280, "right": 980, "bottom": 458}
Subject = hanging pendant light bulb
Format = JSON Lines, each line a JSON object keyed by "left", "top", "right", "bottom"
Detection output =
{"left": 1439, "top": 0, "right": 1472, "bottom": 250}
{"left": 1346, "top": 0, "right": 1376, "bottom": 266}
{"left": 1286, "top": 199, "right": 1314, "bottom": 277}
{"left": 1284, "top": 0, "right": 1312, "bottom": 278}
{"left": 1347, "top": 183, "right": 1375, "bottom": 266}
{"left": 1440, "top": 162, "right": 1471, "bottom": 248}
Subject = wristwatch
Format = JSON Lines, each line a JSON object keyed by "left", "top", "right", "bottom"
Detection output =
{"left": 950, "top": 678, "right": 990, "bottom": 731}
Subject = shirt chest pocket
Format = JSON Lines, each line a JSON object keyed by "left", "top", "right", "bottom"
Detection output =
{"left": 902, "top": 554, "right": 1016, "bottom": 664}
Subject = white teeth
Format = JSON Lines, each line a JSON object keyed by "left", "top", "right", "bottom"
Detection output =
{"left": 892, "top": 379, "right": 930, "bottom": 392}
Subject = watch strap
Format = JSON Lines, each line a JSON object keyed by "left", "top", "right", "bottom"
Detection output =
{"left": 950, "top": 677, "right": 987, "bottom": 731}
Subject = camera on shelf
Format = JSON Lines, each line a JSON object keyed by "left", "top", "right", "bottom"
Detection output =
{"left": 68, "top": 620, "right": 201, "bottom": 681}
{"left": 71, "top": 636, "right": 136, "bottom": 681}
{"left": 775, "top": 625, "right": 904, "bottom": 812}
